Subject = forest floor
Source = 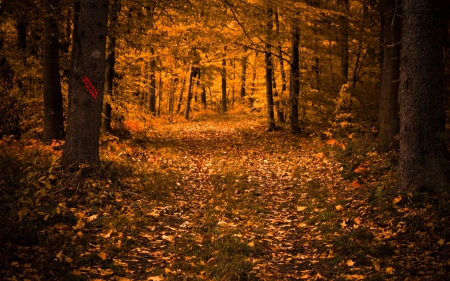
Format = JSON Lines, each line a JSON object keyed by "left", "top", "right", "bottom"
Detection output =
{"left": 1, "top": 112, "right": 450, "bottom": 281}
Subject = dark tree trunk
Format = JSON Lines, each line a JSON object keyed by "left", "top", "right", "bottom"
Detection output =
{"left": 62, "top": 0, "right": 109, "bottom": 166}
{"left": 221, "top": 58, "right": 227, "bottom": 113}
{"left": 147, "top": 48, "right": 156, "bottom": 115}
{"left": 101, "top": 0, "right": 119, "bottom": 134}
{"left": 158, "top": 74, "right": 162, "bottom": 116}
{"left": 42, "top": 0, "right": 64, "bottom": 142}
{"left": 378, "top": 0, "right": 401, "bottom": 152}
{"left": 184, "top": 65, "right": 195, "bottom": 120}
{"left": 398, "top": 0, "right": 450, "bottom": 191}
{"left": 177, "top": 77, "right": 186, "bottom": 113}
{"left": 265, "top": 49, "right": 276, "bottom": 131}
{"left": 201, "top": 84, "right": 207, "bottom": 109}
{"left": 290, "top": 24, "right": 301, "bottom": 133}
{"left": 240, "top": 51, "right": 247, "bottom": 98}
{"left": 265, "top": 6, "right": 276, "bottom": 131}
{"left": 17, "top": 20, "right": 27, "bottom": 53}
{"left": 339, "top": 0, "right": 349, "bottom": 84}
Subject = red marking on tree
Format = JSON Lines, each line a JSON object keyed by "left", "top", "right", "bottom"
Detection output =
{"left": 82, "top": 76, "right": 98, "bottom": 100}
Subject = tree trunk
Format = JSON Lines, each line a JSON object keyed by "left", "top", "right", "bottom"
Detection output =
{"left": 184, "top": 64, "right": 194, "bottom": 120}
{"left": 290, "top": 24, "right": 301, "bottom": 133}
{"left": 101, "top": 0, "right": 119, "bottom": 134}
{"left": 265, "top": 6, "right": 276, "bottom": 131}
{"left": 17, "top": 20, "right": 27, "bottom": 54}
{"left": 241, "top": 50, "right": 247, "bottom": 98}
{"left": 378, "top": 0, "right": 401, "bottom": 152}
{"left": 42, "top": 0, "right": 64, "bottom": 142}
{"left": 62, "top": 0, "right": 109, "bottom": 167}
{"left": 148, "top": 48, "right": 156, "bottom": 115}
{"left": 201, "top": 84, "right": 207, "bottom": 109}
{"left": 221, "top": 58, "right": 227, "bottom": 113}
{"left": 177, "top": 77, "right": 186, "bottom": 113}
{"left": 158, "top": 74, "right": 162, "bottom": 116}
{"left": 398, "top": 0, "right": 450, "bottom": 191}
{"left": 339, "top": 0, "right": 349, "bottom": 84}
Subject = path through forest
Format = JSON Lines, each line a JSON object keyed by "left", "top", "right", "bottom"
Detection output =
{"left": 113, "top": 115, "right": 448, "bottom": 280}
{"left": 2, "top": 114, "right": 449, "bottom": 281}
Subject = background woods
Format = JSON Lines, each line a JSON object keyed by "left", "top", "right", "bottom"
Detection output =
{"left": 1, "top": 0, "right": 450, "bottom": 280}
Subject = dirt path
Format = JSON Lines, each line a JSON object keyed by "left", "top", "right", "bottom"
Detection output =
{"left": 129, "top": 118, "right": 360, "bottom": 280}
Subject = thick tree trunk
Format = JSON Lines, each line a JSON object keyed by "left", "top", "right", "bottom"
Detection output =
{"left": 102, "top": 0, "right": 119, "bottom": 134}
{"left": 378, "top": 0, "right": 401, "bottom": 152}
{"left": 221, "top": 58, "right": 227, "bottom": 113}
{"left": 42, "top": 0, "right": 64, "bottom": 142}
{"left": 62, "top": 0, "right": 109, "bottom": 166}
{"left": 398, "top": 0, "right": 450, "bottom": 191}
{"left": 290, "top": 25, "right": 301, "bottom": 133}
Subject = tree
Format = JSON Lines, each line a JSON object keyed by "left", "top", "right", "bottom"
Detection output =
{"left": 289, "top": 15, "right": 301, "bottom": 133}
{"left": 42, "top": 0, "right": 64, "bottom": 142}
{"left": 102, "top": 0, "right": 120, "bottom": 134}
{"left": 398, "top": 0, "right": 450, "bottom": 191}
{"left": 265, "top": 4, "right": 276, "bottom": 131}
{"left": 338, "top": 0, "right": 349, "bottom": 84}
{"left": 221, "top": 55, "right": 227, "bottom": 114}
{"left": 184, "top": 64, "right": 195, "bottom": 120}
{"left": 62, "top": 0, "right": 109, "bottom": 166}
{"left": 377, "top": 0, "right": 401, "bottom": 152}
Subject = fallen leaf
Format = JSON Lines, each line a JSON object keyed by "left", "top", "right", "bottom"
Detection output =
{"left": 386, "top": 267, "right": 395, "bottom": 275}
{"left": 147, "top": 276, "right": 164, "bottom": 281}
{"left": 297, "top": 206, "right": 307, "bottom": 211}
{"left": 98, "top": 252, "right": 107, "bottom": 260}
{"left": 346, "top": 259, "right": 355, "bottom": 266}
{"left": 351, "top": 180, "right": 362, "bottom": 188}
{"left": 393, "top": 195, "right": 402, "bottom": 204}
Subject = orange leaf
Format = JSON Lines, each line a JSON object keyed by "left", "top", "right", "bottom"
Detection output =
{"left": 98, "top": 252, "right": 107, "bottom": 260}
{"left": 351, "top": 180, "right": 362, "bottom": 188}
{"left": 393, "top": 195, "right": 402, "bottom": 204}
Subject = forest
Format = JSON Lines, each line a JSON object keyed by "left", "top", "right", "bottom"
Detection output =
{"left": 1, "top": 0, "right": 450, "bottom": 280}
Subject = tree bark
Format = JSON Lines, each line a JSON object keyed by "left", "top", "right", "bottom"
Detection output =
{"left": 62, "top": 0, "right": 109, "bottom": 166}
{"left": 177, "top": 77, "right": 186, "bottom": 113}
{"left": 42, "top": 0, "right": 64, "bottom": 142}
{"left": 240, "top": 50, "right": 247, "bottom": 98}
{"left": 148, "top": 48, "right": 157, "bottom": 115}
{"left": 184, "top": 64, "right": 194, "bottom": 120}
{"left": 265, "top": 6, "right": 276, "bottom": 131}
{"left": 339, "top": 0, "right": 349, "bottom": 84}
{"left": 201, "top": 84, "right": 207, "bottom": 109}
{"left": 221, "top": 57, "right": 228, "bottom": 113}
{"left": 290, "top": 24, "right": 301, "bottom": 133}
{"left": 101, "top": 0, "right": 119, "bottom": 134}
{"left": 398, "top": 0, "right": 450, "bottom": 191}
{"left": 378, "top": 0, "right": 401, "bottom": 152}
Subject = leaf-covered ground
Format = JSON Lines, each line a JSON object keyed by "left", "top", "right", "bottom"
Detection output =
{"left": 1, "top": 113, "right": 450, "bottom": 280}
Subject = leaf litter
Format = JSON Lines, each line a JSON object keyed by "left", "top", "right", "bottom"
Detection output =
{"left": 1, "top": 114, "right": 450, "bottom": 280}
